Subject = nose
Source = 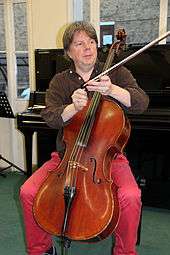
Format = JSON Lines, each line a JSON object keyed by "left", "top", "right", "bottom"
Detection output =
{"left": 83, "top": 42, "right": 91, "bottom": 49}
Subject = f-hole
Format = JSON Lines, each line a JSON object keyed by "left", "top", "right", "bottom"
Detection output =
{"left": 90, "top": 157, "right": 101, "bottom": 184}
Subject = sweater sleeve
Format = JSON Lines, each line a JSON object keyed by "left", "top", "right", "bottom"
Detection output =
{"left": 41, "top": 73, "right": 72, "bottom": 129}
{"left": 111, "top": 66, "right": 149, "bottom": 114}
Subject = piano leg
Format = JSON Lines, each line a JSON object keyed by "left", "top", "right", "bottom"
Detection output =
{"left": 23, "top": 130, "right": 34, "bottom": 177}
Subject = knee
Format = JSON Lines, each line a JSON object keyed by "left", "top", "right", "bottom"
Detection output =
{"left": 118, "top": 185, "right": 141, "bottom": 208}
{"left": 20, "top": 182, "right": 35, "bottom": 204}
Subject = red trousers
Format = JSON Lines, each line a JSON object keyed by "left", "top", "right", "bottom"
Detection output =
{"left": 20, "top": 152, "right": 141, "bottom": 255}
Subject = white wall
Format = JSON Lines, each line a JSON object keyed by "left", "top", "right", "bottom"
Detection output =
{"left": 28, "top": 0, "right": 68, "bottom": 49}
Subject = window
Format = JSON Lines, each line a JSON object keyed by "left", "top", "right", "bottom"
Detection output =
{"left": 0, "top": 0, "right": 29, "bottom": 99}
{"left": 13, "top": 0, "right": 29, "bottom": 99}
{"left": 100, "top": 0, "right": 160, "bottom": 44}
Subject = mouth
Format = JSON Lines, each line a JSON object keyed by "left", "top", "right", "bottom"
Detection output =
{"left": 83, "top": 54, "right": 94, "bottom": 60}
{"left": 84, "top": 54, "right": 92, "bottom": 57}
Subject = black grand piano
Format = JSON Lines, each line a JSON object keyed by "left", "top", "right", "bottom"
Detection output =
{"left": 17, "top": 44, "right": 170, "bottom": 209}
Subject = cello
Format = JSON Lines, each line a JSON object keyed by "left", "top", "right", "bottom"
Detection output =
{"left": 33, "top": 30, "right": 170, "bottom": 246}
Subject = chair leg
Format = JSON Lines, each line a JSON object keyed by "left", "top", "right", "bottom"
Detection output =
{"left": 136, "top": 205, "right": 143, "bottom": 245}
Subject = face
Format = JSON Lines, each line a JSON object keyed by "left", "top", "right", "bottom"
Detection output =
{"left": 67, "top": 30, "right": 97, "bottom": 73}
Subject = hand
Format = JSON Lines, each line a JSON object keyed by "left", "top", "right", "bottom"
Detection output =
{"left": 86, "top": 75, "right": 113, "bottom": 96}
{"left": 71, "top": 88, "right": 88, "bottom": 111}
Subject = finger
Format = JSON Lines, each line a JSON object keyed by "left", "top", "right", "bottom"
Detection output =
{"left": 73, "top": 90, "right": 87, "bottom": 99}
{"left": 100, "top": 75, "right": 110, "bottom": 82}
{"left": 86, "top": 80, "right": 99, "bottom": 87}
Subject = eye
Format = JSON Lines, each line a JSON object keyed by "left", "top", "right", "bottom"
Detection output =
{"left": 74, "top": 42, "right": 82, "bottom": 47}
{"left": 90, "top": 40, "right": 95, "bottom": 44}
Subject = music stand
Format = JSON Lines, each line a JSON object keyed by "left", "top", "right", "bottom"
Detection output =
{"left": 0, "top": 92, "right": 25, "bottom": 177}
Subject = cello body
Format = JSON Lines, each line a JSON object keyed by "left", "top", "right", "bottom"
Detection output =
{"left": 33, "top": 97, "right": 130, "bottom": 241}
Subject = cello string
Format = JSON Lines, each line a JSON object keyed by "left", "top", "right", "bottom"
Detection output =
{"left": 65, "top": 107, "right": 95, "bottom": 186}
{"left": 64, "top": 93, "right": 97, "bottom": 186}
{"left": 67, "top": 92, "right": 98, "bottom": 161}
{"left": 69, "top": 91, "right": 101, "bottom": 163}
{"left": 67, "top": 92, "right": 102, "bottom": 187}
